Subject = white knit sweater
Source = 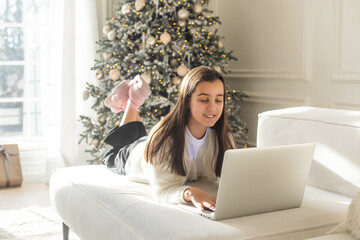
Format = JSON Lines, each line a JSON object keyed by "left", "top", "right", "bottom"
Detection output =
{"left": 124, "top": 128, "right": 219, "bottom": 204}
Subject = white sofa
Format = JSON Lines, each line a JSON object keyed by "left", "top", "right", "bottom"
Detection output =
{"left": 49, "top": 106, "right": 360, "bottom": 240}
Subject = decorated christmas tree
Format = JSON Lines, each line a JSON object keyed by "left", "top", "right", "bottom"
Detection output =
{"left": 79, "top": 0, "right": 248, "bottom": 164}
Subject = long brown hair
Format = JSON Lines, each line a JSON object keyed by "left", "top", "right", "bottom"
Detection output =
{"left": 144, "top": 66, "right": 235, "bottom": 176}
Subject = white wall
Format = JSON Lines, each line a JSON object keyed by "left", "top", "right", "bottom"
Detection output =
{"left": 211, "top": 0, "right": 360, "bottom": 146}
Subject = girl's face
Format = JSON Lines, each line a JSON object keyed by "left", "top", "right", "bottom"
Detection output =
{"left": 187, "top": 79, "right": 224, "bottom": 137}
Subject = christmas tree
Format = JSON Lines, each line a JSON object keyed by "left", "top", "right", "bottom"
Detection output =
{"left": 79, "top": 0, "right": 248, "bottom": 164}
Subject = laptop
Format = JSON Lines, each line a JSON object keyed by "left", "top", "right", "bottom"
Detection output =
{"left": 179, "top": 143, "right": 315, "bottom": 221}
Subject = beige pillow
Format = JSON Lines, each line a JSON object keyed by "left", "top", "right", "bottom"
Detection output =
{"left": 328, "top": 192, "right": 360, "bottom": 239}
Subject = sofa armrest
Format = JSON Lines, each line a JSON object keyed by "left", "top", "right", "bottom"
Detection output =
{"left": 257, "top": 106, "right": 360, "bottom": 197}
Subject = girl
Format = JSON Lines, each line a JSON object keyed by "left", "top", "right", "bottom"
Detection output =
{"left": 103, "top": 66, "right": 236, "bottom": 212}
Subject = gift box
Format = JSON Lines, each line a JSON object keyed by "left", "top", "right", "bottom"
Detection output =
{"left": 0, "top": 144, "right": 23, "bottom": 187}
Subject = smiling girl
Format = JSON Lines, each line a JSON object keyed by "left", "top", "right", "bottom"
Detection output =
{"left": 103, "top": 66, "right": 236, "bottom": 211}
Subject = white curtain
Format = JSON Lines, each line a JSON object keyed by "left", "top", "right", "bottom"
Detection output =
{"left": 46, "top": 0, "right": 114, "bottom": 177}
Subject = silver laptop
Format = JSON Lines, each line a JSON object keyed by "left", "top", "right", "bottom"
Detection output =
{"left": 179, "top": 143, "right": 315, "bottom": 221}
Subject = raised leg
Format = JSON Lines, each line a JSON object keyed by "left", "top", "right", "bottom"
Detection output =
{"left": 63, "top": 222, "right": 69, "bottom": 240}
{"left": 120, "top": 100, "right": 141, "bottom": 126}
{"left": 136, "top": 113, "right": 141, "bottom": 122}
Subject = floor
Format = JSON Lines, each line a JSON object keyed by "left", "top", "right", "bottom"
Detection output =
{"left": 0, "top": 183, "right": 50, "bottom": 211}
{"left": 0, "top": 183, "right": 80, "bottom": 240}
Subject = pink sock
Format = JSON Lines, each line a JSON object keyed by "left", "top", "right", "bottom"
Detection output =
{"left": 128, "top": 75, "right": 151, "bottom": 108}
{"left": 104, "top": 80, "right": 130, "bottom": 113}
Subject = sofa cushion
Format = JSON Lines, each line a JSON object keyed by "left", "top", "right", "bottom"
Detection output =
{"left": 50, "top": 165, "right": 351, "bottom": 240}
{"left": 257, "top": 106, "right": 360, "bottom": 197}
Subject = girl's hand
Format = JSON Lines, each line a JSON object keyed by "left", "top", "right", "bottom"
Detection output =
{"left": 183, "top": 187, "right": 216, "bottom": 212}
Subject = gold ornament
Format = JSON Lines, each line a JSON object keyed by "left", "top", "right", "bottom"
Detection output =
{"left": 114, "top": 120, "right": 120, "bottom": 126}
{"left": 91, "top": 138, "right": 99, "bottom": 147}
{"left": 178, "top": 19, "right": 186, "bottom": 28}
{"left": 95, "top": 70, "right": 104, "bottom": 80}
{"left": 178, "top": 8, "right": 190, "bottom": 19}
{"left": 189, "top": 28, "right": 196, "bottom": 35}
{"left": 102, "top": 25, "right": 111, "bottom": 35}
{"left": 100, "top": 100, "right": 105, "bottom": 108}
{"left": 193, "top": 4, "right": 203, "bottom": 15}
{"left": 109, "top": 68, "right": 120, "bottom": 81}
{"left": 83, "top": 90, "right": 90, "bottom": 100}
{"left": 177, "top": 64, "right": 188, "bottom": 77}
{"left": 98, "top": 117, "right": 106, "bottom": 124}
{"left": 135, "top": 0, "right": 145, "bottom": 11}
{"left": 121, "top": 4, "right": 131, "bottom": 14}
{"left": 103, "top": 52, "right": 112, "bottom": 61}
{"left": 216, "top": 41, "right": 224, "bottom": 48}
{"left": 140, "top": 72, "right": 152, "bottom": 84}
{"left": 107, "top": 30, "right": 116, "bottom": 41}
{"left": 160, "top": 31, "right": 171, "bottom": 45}
{"left": 172, "top": 76, "right": 182, "bottom": 85}
{"left": 170, "top": 59, "right": 179, "bottom": 67}
{"left": 214, "top": 66, "right": 222, "bottom": 73}
{"left": 146, "top": 36, "right": 156, "bottom": 46}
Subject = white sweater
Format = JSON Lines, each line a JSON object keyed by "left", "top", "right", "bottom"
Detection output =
{"left": 124, "top": 128, "right": 219, "bottom": 204}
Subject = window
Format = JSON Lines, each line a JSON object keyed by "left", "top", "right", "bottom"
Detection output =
{"left": 0, "top": 0, "right": 49, "bottom": 138}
